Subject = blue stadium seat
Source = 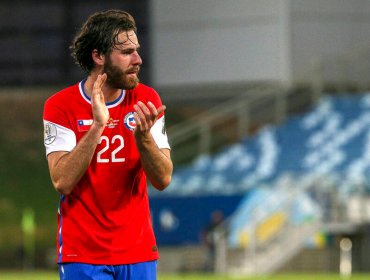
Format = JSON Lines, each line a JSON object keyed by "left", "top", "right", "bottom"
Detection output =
{"left": 152, "top": 93, "right": 370, "bottom": 199}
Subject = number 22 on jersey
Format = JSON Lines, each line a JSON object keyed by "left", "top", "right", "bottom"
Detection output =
{"left": 97, "top": 135, "right": 125, "bottom": 163}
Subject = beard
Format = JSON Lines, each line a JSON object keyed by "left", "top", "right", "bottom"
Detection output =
{"left": 103, "top": 57, "right": 140, "bottom": 90}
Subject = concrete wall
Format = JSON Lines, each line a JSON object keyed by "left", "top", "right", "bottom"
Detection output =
{"left": 150, "top": 0, "right": 370, "bottom": 88}
{"left": 290, "top": 0, "right": 370, "bottom": 84}
{"left": 150, "top": 0, "right": 289, "bottom": 86}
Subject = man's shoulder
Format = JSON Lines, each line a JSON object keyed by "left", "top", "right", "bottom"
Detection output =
{"left": 132, "top": 83, "right": 162, "bottom": 104}
{"left": 45, "top": 82, "right": 80, "bottom": 106}
{"left": 134, "top": 83, "right": 158, "bottom": 95}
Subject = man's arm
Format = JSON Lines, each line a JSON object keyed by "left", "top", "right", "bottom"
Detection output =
{"left": 134, "top": 101, "right": 173, "bottom": 190}
{"left": 47, "top": 74, "right": 109, "bottom": 195}
{"left": 47, "top": 123, "right": 105, "bottom": 195}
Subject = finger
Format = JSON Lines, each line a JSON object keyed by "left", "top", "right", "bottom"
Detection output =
{"left": 93, "top": 75, "right": 101, "bottom": 91}
{"left": 147, "top": 102, "right": 166, "bottom": 119}
{"left": 133, "top": 104, "right": 148, "bottom": 129}
{"left": 157, "top": 105, "right": 166, "bottom": 116}
{"left": 94, "top": 73, "right": 107, "bottom": 91}
{"left": 137, "top": 101, "right": 151, "bottom": 116}
{"left": 100, "top": 73, "right": 107, "bottom": 88}
{"left": 133, "top": 104, "right": 145, "bottom": 118}
{"left": 136, "top": 102, "right": 153, "bottom": 126}
{"left": 133, "top": 112, "right": 141, "bottom": 128}
{"left": 147, "top": 102, "right": 158, "bottom": 115}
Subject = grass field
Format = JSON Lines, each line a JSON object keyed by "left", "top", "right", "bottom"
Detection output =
{"left": 1, "top": 271, "right": 370, "bottom": 280}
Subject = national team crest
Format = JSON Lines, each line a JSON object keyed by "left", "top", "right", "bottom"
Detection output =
{"left": 124, "top": 112, "right": 136, "bottom": 131}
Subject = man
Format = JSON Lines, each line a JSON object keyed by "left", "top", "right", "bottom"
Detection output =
{"left": 202, "top": 210, "right": 224, "bottom": 272}
{"left": 43, "top": 10, "right": 173, "bottom": 280}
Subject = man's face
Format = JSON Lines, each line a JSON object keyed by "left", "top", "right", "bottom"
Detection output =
{"left": 104, "top": 30, "right": 142, "bottom": 90}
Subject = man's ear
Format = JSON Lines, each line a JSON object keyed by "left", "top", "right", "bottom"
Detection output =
{"left": 92, "top": 49, "right": 105, "bottom": 66}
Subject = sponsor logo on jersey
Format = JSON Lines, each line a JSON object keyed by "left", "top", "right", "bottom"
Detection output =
{"left": 44, "top": 122, "right": 57, "bottom": 145}
{"left": 124, "top": 112, "right": 136, "bottom": 131}
{"left": 77, "top": 119, "right": 93, "bottom": 132}
{"left": 106, "top": 118, "right": 119, "bottom": 129}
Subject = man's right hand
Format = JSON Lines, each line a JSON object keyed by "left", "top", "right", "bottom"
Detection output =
{"left": 92, "top": 74, "right": 109, "bottom": 127}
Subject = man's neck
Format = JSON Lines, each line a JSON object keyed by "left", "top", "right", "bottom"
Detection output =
{"left": 84, "top": 75, "right": 122, "bottom": 103}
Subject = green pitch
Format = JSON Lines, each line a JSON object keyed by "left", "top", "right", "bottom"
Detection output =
{"left": 1, "top": 271, "right": 370, "bottom": 280}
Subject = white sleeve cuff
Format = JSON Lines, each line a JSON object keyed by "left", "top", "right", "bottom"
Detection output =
{"left": 150, "top": 116, "right": 171, "bottom": 150}
{"left": 43, "top": 120, "right": 77, "bottom": 155}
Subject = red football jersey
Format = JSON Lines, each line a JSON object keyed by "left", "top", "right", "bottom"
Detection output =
{"left": 43, "top": 80, "right": 170, "bottom": 265}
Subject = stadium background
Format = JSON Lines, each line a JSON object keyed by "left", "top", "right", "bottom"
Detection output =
{"left": 1, "top": 0, "right": 370, "bottom": 278}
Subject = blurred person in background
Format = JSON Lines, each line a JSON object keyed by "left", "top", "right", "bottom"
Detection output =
{"left": 202, "top": 210, "right": 225, "bottom": 272}
{"left": 43, "top": 10, "right": 172, "bottom": 280}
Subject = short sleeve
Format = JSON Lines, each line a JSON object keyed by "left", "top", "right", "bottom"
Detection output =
{"left": 145, "top": 87, "right": 170, "bottom": 149}
{"left": 150, "top": 115, "right": 170, "bottom": 150}
{"left": 43, "top": 120, "right": 76, "bottom": 155}
{"left": 43, "top": 95, "right": 77, "bottom": 155}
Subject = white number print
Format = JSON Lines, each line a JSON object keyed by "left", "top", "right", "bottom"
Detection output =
{"left": 97, "top": 135, "right": 125, "bottom": 163}
{"left": 111, "top": 135, "right": 125, "bottom": 162}
{"left": 97, "top": 136, "right": 110, "bottom": 163}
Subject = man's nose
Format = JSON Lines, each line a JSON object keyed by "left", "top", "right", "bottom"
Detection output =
{"left": 132, "top": 52, "right": 142, "bottom": 65}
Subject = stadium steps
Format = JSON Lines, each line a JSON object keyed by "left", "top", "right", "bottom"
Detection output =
{"left": 226, "top": 221, "right": 321, "bottom": 275}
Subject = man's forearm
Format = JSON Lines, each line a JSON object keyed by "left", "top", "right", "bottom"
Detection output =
{"left": 136, "top": 134, "right": 173, "bottom": 191}
{"left": 49, "top": 123, "right": 105, "bottom": 195}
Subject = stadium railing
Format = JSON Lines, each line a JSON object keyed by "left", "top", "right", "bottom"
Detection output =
{"left": 167, "top": 84, "right": 316, "bottom": 166}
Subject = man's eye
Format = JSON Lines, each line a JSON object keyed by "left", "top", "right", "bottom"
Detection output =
{"left": 124, "top": 50, "right": 137, "bottom": 55}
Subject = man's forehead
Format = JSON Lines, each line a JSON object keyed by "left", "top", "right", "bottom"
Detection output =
{"left": 116, "top": 30, "right": 139, "bottom": 47}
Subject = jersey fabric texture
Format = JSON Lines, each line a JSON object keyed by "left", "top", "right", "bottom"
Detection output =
{"left": 43, "top": 80, "right": 170, "bottom": 265}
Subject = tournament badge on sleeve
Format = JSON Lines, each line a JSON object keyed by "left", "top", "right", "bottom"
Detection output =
{"left": 44, "top": 122, "right": 57, "bottom": 145}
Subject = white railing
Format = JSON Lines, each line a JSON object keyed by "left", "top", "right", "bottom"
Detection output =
{"left": 213, "top": 172, "right": 370, "bottom": 276}
{"left": 167, "top": 46, "right": 370, "bottom": 166}
{"left": 163, "top": 45, "right": 370, "bottom": 274}
{"left": 167, "top": 85, "right": 300, "bottom": 165}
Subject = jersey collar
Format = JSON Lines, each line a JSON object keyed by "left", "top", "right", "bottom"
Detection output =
{"left": 79, "top": 79, "right": 126, "bottom": 108}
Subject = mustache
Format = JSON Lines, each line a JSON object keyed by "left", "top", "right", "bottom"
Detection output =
{"left": 126, "top": 66, "right": 140, "bottom": 74}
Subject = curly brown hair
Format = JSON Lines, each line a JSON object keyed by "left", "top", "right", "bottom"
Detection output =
{"left": 70, "top": 10, "right": 137, "bottom": 74}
